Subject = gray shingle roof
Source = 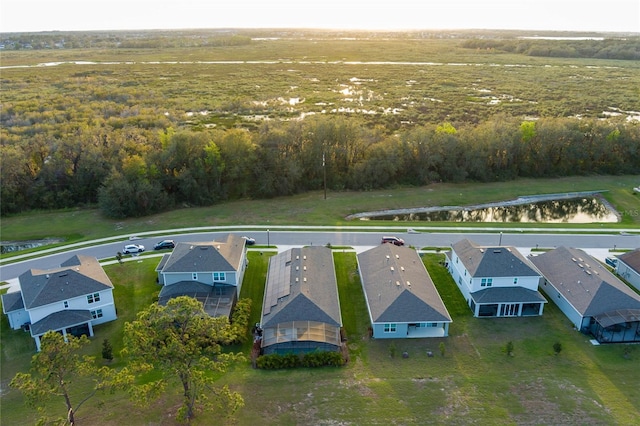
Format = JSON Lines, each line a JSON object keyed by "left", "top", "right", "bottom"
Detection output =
{"left": 160, "top": 234, "right": 244, "bottom": 273}
{"left": 452, "top": 239, "right": 540, "bottom": 278}
{"left": 471, "top": 287, "right": 547, "bottom": 304}
{"left": 529, "top": 246, "right": 640, "bottom": 316}
{"left": 19, "top": 255, "right": 113, "bottom": 309}
{"left": 357, "top": 244, "right": 452, "bottom": 323}
{"left": 261, "top": 246, "right": 341, "bottom": 328}
{"left": 1, "top": 291, "right": 24, "bottom": 313}
{"left": 617, "top": 249, "right": 640, "bottom": 273}
{"left": 30, "top": 309, "right": 93, "bottom": 336}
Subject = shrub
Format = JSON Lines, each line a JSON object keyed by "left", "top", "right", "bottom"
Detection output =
{"left": 256, "top": 351, "right": 345, "bottom": 369}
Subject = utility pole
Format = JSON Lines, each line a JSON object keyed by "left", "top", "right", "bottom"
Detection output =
{"left": 323, "top": 150, "right": 327, "bottom": 200}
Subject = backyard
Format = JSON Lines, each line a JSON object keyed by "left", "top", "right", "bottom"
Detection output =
{"left": 1, "top": 251, "right": 639, "bottom": 425}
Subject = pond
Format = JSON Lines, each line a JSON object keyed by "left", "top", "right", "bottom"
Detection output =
{"left": 350, "top": 193, "right": 619, "bottom": 223}
{"left": 0, "top": 238, "right": 65, "bottom": 254}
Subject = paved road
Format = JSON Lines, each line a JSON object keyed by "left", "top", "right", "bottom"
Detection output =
{"left": 1, "top": 229, "right": 638, "bottom": 282}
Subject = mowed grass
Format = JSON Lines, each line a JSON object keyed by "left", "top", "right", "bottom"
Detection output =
{"left": 4, "top": 251, "right": 638, "bottom": 425}
{"left": 1, "top": 175, "right": 639, "bottom": 248}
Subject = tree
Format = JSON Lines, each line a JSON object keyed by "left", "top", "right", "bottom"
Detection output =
{"left": 10, "top": 331, "right": 129, "bottom": 425}
{"left": 505, "top": 341, "right": 514, "bottom": 356}
{"left": 123, "top": 296, "right": 244, "bottom": 422}
{"left": 553, "top": 342, "right": 562, "bottom": 355}
{"left": 102, "top": 338, "right": 114, "bottom": 362}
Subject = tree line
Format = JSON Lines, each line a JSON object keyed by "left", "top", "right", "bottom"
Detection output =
{"left": 2, "top": 114, "right": 638, "bottom": 218}
{"left": 461, "top": 38, "right": 640, "bottom": 60}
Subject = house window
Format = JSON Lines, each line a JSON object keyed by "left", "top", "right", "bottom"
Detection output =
{"left": 384, "top": 323, "right": 397, "bottom": 333}
{"left": 513, "top": 278, "right": 519, "bottom": 285}
{"left": 464, "top": 270, "right": 466, "bottom": 276}
{"left": 481, "top": 278, "right": 493, "bottom": 287}
{"left": 213, "top": 272, "right": 226, "bottom": 281}
{"left": 63, "top": 301, "right": 69, "bottom": 309}
{"left": 87, "top": 293, "right": 100, "bottom": 303}
{"left": 192, "top": 273, "right": 198, "bottom": 280}
{"left": 91, "top": 309, "right": 103, "bottom": 319}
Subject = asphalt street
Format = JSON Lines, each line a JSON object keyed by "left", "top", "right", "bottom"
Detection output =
{"left": 1, "top": 228, "right": 638, "bottom": 283}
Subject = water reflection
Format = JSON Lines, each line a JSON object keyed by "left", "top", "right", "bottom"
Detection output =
{"left": 366, "top": 197, "right": 618, "bottom": 223}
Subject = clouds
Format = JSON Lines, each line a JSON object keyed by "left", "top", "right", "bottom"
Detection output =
{"left": 1, "top": 0, "right": 638, "bottom": 33}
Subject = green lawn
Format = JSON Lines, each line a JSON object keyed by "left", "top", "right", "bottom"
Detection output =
{"left": 2, "top": 251, "right": 639, "bottom": 425}
{"left": 1, "top": 176, "right": 639, "bottom": 253}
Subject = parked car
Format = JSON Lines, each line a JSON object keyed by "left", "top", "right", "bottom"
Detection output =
{"left": 154, "top": 240, "right": 175, "bottom": 250}
{"left": 381, "top": 236, "right": 405, "bottom": 246}
{"left": 123, "top": 244, "right": 145, "bottom": 254}
{"left": 242, "top": 236, "right": 256, "bottom": 245}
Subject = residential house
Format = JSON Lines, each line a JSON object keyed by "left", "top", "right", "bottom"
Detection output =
{"left": 1, "top": 255, "right": 116, "bottom": 351}
{"left": 155, "top": 234, "right": 247, "bottom": 317}
{"left": 357, "top": 244, "right": 452, "bottom": 338}
{"left": 260, "top": 246, "right": 342, "bottom": 355}
{"left": 615, "top": 249, "right": 640, "bottom": 292}
{"left": 529, "top": 246, "right": 640, "bottom": 343}
{"left": 446, "top": 239, "right": 546, "bottom": 318}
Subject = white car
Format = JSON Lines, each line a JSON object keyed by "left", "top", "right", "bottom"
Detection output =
{"left": 123, "top": 244, "right": 145, "bottom": 254}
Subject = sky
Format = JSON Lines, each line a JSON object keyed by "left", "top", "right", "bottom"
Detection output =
{"left": 1, "top": 0, "right": 639, "bottom": 34}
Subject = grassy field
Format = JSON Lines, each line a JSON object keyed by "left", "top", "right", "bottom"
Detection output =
{"left": 2, "top": 251, "right": 639, "bottom": 425}
{"left": 1, "top": 175, "right": 639, "bottom": 251}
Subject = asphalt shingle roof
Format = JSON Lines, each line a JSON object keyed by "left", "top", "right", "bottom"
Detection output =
{"left": 530, "top": 246, "right": 640, "bottom": 316}
{"left": 1, "top": 291, "right": 24, "bottom": 313}
{"left": 261, "top": 246, "right": 342, "bottom": 328}
{"left": 617, "top": 248, "right": 640, "bottom": 273}
{"left": 30, "top": 309, "right": 93, "bottom": 336}
{"left": 357, "top": 244, "right": 452, "bottom": 323}
{"left": 471, "top": 286, "right": 547, "bottom": 304}
{"left": 160, "top": 234, "right": 244, "bottom": 273}
{"left": 19, "top": 255, "right": 113, "bottom": 309}
{"left": 452, "top": 239, "right": 540, "bottom": 278}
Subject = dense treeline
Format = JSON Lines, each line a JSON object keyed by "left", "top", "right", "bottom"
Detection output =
{"left": 0, "top": 31, "right": 252, "bottom": 50}
{"left": 461, "top": 38, "right": 640, "bottom": 60}
{"left": 2, "top": 115, "right": 638, "bottom": 218}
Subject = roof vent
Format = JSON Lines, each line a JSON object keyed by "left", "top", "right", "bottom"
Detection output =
{"left": 390, "top": 266, "right": 395, "bottom": 272}
{"left": 58, "top": 273, "right": 68, "bottom": 277}
{"left": 400, "top": 267, "right": 405, "bottom": 271}
{"left": 571, "top": 258, "right": 577, "bottom": 262}
{"left": 396, "top": 254, "right": 400, "bottom": 259}
{"left": 303, "top": 277, "right": 307, "bottom": 282}
{"left": 480, "top": 249, "right": 484, "bottom": 253}
{"left": 493, "top": 250, "right": 501, "bottom": 253}
{"left": 303, "top": 255, "right": 307, "bottom": 260}
{"left": 406, "top": 281, "right": 411, "bottom": 287}
{"left": 396, "top": 281, "right": 401, "bottom": 286}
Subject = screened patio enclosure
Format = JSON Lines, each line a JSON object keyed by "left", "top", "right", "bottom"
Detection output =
{"left": 590, "top": 309, "right": 640, "bottom": 343}
{"left": 261, "top": 320, "right": 341, "bottom": 355}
